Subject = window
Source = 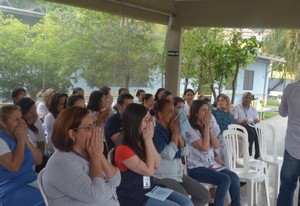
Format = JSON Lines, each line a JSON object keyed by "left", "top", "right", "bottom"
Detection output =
{"left": 243, "top": 70, "right": 254, "bottom": 90}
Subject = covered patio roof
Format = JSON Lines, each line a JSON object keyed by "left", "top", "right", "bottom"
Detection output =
{"left": 46, "top": 0, "right": 297, "bottom": 95}
{"left": 47, "top": 0, "right": 300, "bottom": 29}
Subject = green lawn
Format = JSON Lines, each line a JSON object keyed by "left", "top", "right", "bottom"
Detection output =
{"left": 266, "top": 99, "right": 280, "bottom": 107}
{"left": 264, "top": 111, "right": 278, "bottom": 119}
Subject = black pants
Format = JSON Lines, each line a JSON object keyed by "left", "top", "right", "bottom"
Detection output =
{"left": 245, "top": 125, "right": 260, "bottom": 159}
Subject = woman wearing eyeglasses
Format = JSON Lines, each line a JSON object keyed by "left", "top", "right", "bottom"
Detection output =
{"left": 42, "top": 106, "right": 120, "bottom": 206}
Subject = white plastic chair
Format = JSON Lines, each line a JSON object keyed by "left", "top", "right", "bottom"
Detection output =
{"left": 223, "top": 129, "right": 270, "bottom": 206}
{"left": 255, "top": 122, "right": 283, "bottom": 196}
{"left": 228, "top": 124, "right": 267, "bottom": 172}
{"left": 37, "top": 168, "right": 49, "bottom": 206}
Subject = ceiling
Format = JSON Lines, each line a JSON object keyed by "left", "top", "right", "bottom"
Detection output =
{"left": 47, "top": 0, "right": 300, "bottom": 29}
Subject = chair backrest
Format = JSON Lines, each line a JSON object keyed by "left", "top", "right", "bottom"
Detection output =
{"left": 228, "top": 124, "right": 249, "bottom": 158}
{"left": 223, "top": 129, "right": 250, "bottom": 171}
{"left": 228, "top": 124, "right": 249, "bottom": 137}
{"left": 37, "top": 168, "right": 49, "bottom": 206}
{"left": 255, "top": 122, "right": 277, "bottom": 161}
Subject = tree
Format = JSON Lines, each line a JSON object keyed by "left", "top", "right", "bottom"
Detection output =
{"left": 0, "top": 10, "right": 83, "bottom": 99}
{"left": 262, "top": 29, "right": 300, "bottom": 81}
{"left": 227, "top": 31, "right": 259, "bottom": 104}
{"left": 76, "top": 10, "right": 163, "bottom": 89}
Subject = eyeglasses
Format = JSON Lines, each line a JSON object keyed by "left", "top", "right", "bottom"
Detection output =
{"left": 73, "top": 125, "right": 94, "bottom": 132}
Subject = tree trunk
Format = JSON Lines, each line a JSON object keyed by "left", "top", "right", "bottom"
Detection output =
{"left": 207, "top": 59, "right": 217, "bottom": 101}
{"left": 231, "top": 62, "right": 240, "bottom": 104}
{"left": 184, "top": 77, "right": 189, "bottom": 95}
{"left": 125, "top": 75, "right": 130, "bottom": 89}
{"left": 218, "top": 73, "right": 224, "bottom": 95}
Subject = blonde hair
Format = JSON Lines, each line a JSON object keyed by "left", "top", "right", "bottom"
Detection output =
{"left": 43, "top": 88, "right": 56, "bottom": 109}
{"left": 0, "top": 105, "right": 20, "bottom": 128}
{"left": 216, "top": 94, "right": 231, "bottom": 112}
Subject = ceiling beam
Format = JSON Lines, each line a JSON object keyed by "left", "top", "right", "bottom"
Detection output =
{"left": 176, "top": 0, "right": 300, "bottom": 29}
{"left": 47, "top": 0, "right": 173, "bottom": 25}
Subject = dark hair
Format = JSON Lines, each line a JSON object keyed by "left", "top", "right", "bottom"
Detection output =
{"left": 136, "top": 89, "right": 145, "bottom": 97}
{"left": 184, "top": 88, "right": 195, "bottom": 96}
{"left": 154, "top": 99, "right": 173, "bottom": 119}
{"left": 142, "top": 93, "right": 153, "bottom": 103}
{"left": 52, "top": 106, "right": 90, "bottom": 152}
{"left": 99, "top": 86, "right": 111, "bottom": 96}
{"left": 12, "top": 87, "right": 26, "bottom": 98}
{"left": 189, "top": 99, "right": 209, "bottom": 134}
{"left": 117, "top": 93, "right": 134, "bottom": 105}
{"left": 66, "top": 95, "right": 85, "bottom": 107}
{"left": 122, "top": 103, "right": 147, "bottom": 161}
{"left": 49, "top": 93, "right": 68, "bottom": 118}
{"left": 16, "top": 97, "right": 38, "bottom": 133}
{"left": 17, "top": 97, "right": 35, "bottom": 116}
{"left": 198, "top": 96, "right": 211, "bottom": 104}
{"left": 154, "top": 88, "right": 165, "bottom": 101}
{"left": 86, "top": 91, "right": 105, "bottom": 112}
{"left": 72, "top": 87, "right": 84, "bottom": 95}
{"left": 173, "top": 96, "right": 185, "bottom": 107}
{"left": 161, "top": 90, "right": 172, "bottom": 100}
{"left": 118, "top": 87, "right": 128, "bottom": 95}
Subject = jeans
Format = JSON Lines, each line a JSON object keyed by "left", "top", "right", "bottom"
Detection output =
{"left": 277, "top": 150, "right": 300, "bottom": 206}
{"left": 188, "top": 167, "right": 241, "bottom": 206}
{"left": 153, "top": 175, "right": 210, "bottom": 206}
{"left": 145, "top": 189, "right": 193, "bottom": 206}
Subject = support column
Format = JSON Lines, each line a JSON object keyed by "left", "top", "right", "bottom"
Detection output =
{"left": 165, "top": 22, "right": 183, "bottom": 96}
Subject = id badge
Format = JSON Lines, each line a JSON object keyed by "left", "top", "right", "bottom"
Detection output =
{"left": 143, "top": 176, "right": 151, "bottom": 189}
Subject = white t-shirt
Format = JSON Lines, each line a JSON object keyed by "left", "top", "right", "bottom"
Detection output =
{"left": 0, "top": 138, "right": 11, "bottom": 156}
{"left": 37, "top": 102, "right": 48, "bottom": 120}
{"left": 183, "top": 101, "right": 190, "bottom": 117}
{"left": 183, "top": 128, "right": 216, "bottom": 169}
{"left": 44, "top": 113, "right": 55, "bottom": 154}
{"left": 231, "top": 103, "right": 259, "bottom": 123}
{"left": 28, "top": 119, "right": 46, "bottom": 147}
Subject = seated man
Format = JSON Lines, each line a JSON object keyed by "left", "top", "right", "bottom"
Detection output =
{"left": 231, "top": 92, "right": 260, "bottom": 159}
{"left": 104, "top": 93, "right": 134, "bottom": 151}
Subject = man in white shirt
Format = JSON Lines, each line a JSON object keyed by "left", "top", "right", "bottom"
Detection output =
{"left": 231, "top": 92, "right": 260, "bottom": 159}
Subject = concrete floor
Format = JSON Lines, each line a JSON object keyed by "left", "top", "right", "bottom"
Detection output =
{"left": 237, "top": 115, "right": 299, "bottom": 206}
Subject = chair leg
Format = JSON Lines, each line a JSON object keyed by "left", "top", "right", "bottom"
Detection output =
{"left": 247, "top": 180, "right": 254, "bottom": 206}
{"left": 275, "top": 165, "right": 280, "bottom": 196}
{"left": 264, "top": 176, "right": 270, "bottom": 206}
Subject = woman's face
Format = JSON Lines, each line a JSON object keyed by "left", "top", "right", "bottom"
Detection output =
{"left": 100, "top": 95, "right": 107, "bottom": 109}
{"left": 159, "top": 103, "right": 174, "bottom": 125}
{"left": 72, "top": 113, "right": 94, "bottom": 150}
{"left": 217, "top": 97, "right": 228, "bottom": 110}
{"left": 73, "top": 99, "right": 85, "bottom": 108}
{"left": 196, "top": 104, "right": 209, "bottom": 122}
{"left": 140, "top": 112, "right": 151, "bottom": 134}
{"left": 158, "top": 90, "right": 165, "bottom": 100}
{"left": 1, "top": 110, "right": 23, "bottom": 137}
{"left": 23, "top": 104, "right": 38, "bottom": 125}
{"left": 165, "top": 95, "right": 173, "bottom": 102}
{"left": 57, "top": 96, "right": 67, "bottom": 114}
{"left": 138, "top": 92, "right": 145, "bottom": 102}
{"left": 144, "top": 96, "right": 154, "bottom": 109}
{"left": 174, "top": 102, "right": 185, "bottom": 115}
{"left": 185, "top": 92, "right": 194, "bottom": 102}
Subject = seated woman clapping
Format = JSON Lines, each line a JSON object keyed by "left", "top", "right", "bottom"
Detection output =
{"left": 0, "top": 105, "right": 44, "bottom": 206}
{"left": 42, "top": 106, "right": 120, "bottom": 206}
{"left": 114, "top": 103, "right": 193, "bottom": 206}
